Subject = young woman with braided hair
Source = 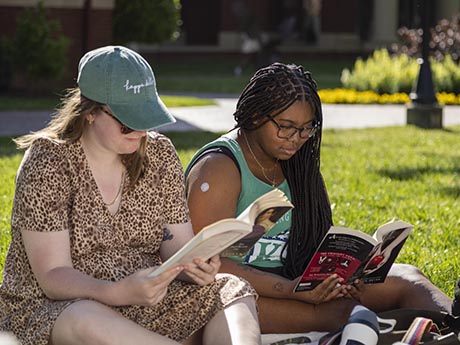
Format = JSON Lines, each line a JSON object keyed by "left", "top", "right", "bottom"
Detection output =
{"left": 185, "top": 62, "right": 452, "bottom": 334}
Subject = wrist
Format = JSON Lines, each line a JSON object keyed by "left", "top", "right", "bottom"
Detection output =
{"left": 278, "top": 278, "right": 298, "bottom": 300}
{"left": 98, "top": 280, "right": 119, "bottom": 306}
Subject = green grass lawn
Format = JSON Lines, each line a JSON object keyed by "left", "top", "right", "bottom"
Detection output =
{"left": 1, "top": 126, "right": 459, "bottom": 296}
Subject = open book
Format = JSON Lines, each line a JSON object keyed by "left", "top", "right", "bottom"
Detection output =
{"left": 294, "top": 220, "right": 413, "bottom": 292}
{"left": 149, "top": 189, "right": 293, "bottom": 277}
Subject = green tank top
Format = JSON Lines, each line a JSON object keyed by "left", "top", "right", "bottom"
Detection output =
{"left": 186, "top": 134, "right": 292, "bottom": 268}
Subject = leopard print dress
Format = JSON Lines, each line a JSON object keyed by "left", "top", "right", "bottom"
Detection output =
{"left": 0, "top": 133, "right": 257, "bottom": 345}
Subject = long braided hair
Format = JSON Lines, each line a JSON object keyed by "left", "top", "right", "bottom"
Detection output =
{"left": 234, "top": 62, "right": 333, "bottom": 279}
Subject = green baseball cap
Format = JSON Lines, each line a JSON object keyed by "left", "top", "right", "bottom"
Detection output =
{"left": 77, "top": 45, "right": 175, "bottom": 130}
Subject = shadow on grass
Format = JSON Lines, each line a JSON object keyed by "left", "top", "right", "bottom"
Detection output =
{"left": 379, "top": 165, "right": 460, "bottom": 180}
{"left": 439, "top": 186, "right": 460, "bottom": 198}
{"left": 441, "top": 127, "right": 460, "bottom": 134}
{"left": 377, "top": 148, "right": 460, "bottom": 181}
{"left": 376, "top": 150, "right": 460, "bottom": 198}
{"left": 377, "top": 165, "right": 460, "bottom": 199}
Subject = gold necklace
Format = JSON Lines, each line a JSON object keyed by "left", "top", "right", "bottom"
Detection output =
{"left": 104, "top": 170, "right": 125, "bottom": 206}
{"left": 243, "top": 131, "right": 278, "bottom": 187}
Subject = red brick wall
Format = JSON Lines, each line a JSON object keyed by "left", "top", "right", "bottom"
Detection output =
{"left": 50, "top": 7, "right": 113, "bottom": 80}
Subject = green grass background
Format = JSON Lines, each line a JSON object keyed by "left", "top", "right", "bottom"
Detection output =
{"left": 1, "top": 56, "right": 458, "bottom": 297}
{"left": 1, "top": 126, "right": 459, "bottom": 296}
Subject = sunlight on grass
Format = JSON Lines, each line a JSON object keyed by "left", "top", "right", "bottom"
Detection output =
{"left": 0, "top": 138, "right": 22, "bottom": 268}
{"left": 1, "top": 127, "right": 459, "bottom": 294}
{"left": 162, "top": 95, "right": 215, "bottom": 107}
{"left": 320, "top": 126, "right": 460, "bottom": 294}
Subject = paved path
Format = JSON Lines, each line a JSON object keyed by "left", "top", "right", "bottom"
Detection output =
{"left": 1, "top": 98, "right": 459, "bottom": 136}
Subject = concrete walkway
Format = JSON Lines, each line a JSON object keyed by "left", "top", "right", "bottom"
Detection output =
{"left": 1, "top": 97, "right": 460, "bottom": 136}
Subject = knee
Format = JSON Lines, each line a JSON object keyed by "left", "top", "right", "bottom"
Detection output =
{"left": 225, "top": 296, "right": 259, "bottom": 320}
{"left": 386, "top": 264, "right": 435, "bottom": 302}
{"left": 54, "top": 300, "right": 115, "bottom": 345}
{"left": 240, "top": 295, "right": 258, "bottom": 313}
{"left": 389, "top": 263, "right": 426, "bottom": 280}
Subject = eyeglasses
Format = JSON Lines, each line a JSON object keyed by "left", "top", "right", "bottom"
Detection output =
{"left": 99, "top": 107, "right": 134, "bottom": 134}
{"left": 269, "top": 117, "right": 319, "bottom": 139}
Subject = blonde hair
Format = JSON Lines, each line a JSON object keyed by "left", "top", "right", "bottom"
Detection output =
{"left": 14, "top": 88, "right": 147, "bottom": 187}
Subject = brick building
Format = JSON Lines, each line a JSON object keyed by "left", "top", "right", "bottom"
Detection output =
{"left": 0, "top": 0, "right": 459, "bottom": 86}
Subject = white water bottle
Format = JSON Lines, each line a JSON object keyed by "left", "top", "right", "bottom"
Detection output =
{"left": 339, "top": 305, "right": 379, "bottom": 345}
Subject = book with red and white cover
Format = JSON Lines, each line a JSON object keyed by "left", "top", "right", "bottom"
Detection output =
{"left": 294, "top": 220, "right": 413, "bottom": 292}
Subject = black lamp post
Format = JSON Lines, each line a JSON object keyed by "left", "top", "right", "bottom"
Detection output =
{"left": 406, "top": 0, "right": 443, "bottom": 129}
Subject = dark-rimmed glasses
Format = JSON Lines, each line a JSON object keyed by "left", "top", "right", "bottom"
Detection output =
{"left": 99, "top": 107, "right": 135, "bottom": 134}
{"left": 269, "top": 117, "right": 319, "bottom": 139}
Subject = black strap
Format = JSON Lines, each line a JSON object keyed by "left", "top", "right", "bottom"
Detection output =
{"left": 378, "top": 308, "right": 460, "bottom": 335}
{"left": 186, "top": 146, "right": 241, "bottom": 176}
{"left": 445, "top": 314, "right": 460, "bottom": 332}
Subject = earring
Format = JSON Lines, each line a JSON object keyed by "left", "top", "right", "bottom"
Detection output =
{"left": 87, "top": 118, "right": 94, "bottom": 125}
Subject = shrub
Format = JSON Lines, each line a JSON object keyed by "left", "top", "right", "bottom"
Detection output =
{"left": 113, "top": 0, "right": 181, "bottom": 44}
{"left": 341, "top": 48, "right": 460, "bottom": 95}
{"left": 318, "top": 88, "right": 460, "bottom": 105}
{"left": 431, "top": 55, "right": 460, "bottom": 93}
{"left": 341, "top": 49, "right": 418, "bottom": 94}
{"left": 7, "top": 1, "right": 69, "bottom": 83}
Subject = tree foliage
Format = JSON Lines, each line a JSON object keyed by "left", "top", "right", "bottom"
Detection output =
{"left": 8, "top": 1, "right": 69, "bottom": 82}
{"left": 113, "top": 0, "right": 181, "bottom": 44}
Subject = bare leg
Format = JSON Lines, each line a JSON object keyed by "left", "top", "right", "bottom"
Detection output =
{"left": 202, "top": 296, "right": 261, "bottom": 345}
{"left": 181, "top": 329, "right": 203, "bottom": 345}
{"left": 360, "top": 264, "right": 452, "bottom": 312}
{"left": 50, "top": 300, "right": 180, "bottom": 345}
{"left": 257, "top": 296, "right": 357, "bottom": 334}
